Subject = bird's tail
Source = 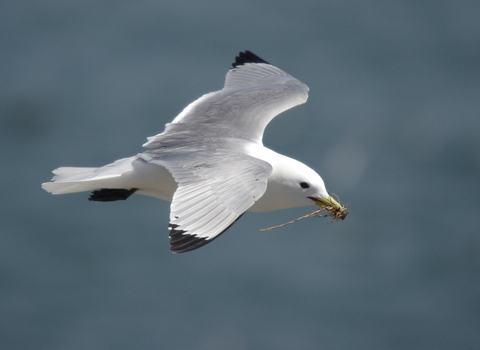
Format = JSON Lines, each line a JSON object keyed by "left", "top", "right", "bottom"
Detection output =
{"left": 42, "top": 157, "right": 137, "bottom": 195}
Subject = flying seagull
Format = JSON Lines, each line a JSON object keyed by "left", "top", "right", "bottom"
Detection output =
{"left": 42, "top": 50, "right": 346, "bottom": 253}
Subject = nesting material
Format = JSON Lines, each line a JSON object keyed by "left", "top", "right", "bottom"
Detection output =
{"left": 261, "top": 201, "right": 348, "bottom": 231}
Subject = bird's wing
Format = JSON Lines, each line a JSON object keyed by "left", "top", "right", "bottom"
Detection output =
{"left": 143, "top": 50, "right": 309, "bottom": 147}
{"left": 140, "top": 51, "right": 306, "bottom": 252}
{"left": 140, "top": 151, "right": 272, "bottom": 253}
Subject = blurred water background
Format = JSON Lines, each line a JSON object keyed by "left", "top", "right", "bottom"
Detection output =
{"left": 1, "top": 1, "right": 479, "bottom": 349}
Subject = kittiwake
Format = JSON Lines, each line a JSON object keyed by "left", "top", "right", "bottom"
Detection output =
{"left": 42, "top": 50, "right": 347, "bottom": 253}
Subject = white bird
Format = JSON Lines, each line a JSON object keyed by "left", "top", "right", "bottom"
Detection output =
{"left": 42, "top": 50, "right": 346, "bottom": 253}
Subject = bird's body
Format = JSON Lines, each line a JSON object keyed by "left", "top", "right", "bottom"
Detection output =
{"left": 42, "top": 51, "right": 346, "bottom": 253}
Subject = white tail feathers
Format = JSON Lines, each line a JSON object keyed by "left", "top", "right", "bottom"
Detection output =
{"left": 42, "top": 157, "right": 136, "bottom": 195}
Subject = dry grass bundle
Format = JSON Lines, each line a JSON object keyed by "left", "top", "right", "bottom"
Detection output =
{"left": 261, "top": 195, "right": 348, "bottom": 231}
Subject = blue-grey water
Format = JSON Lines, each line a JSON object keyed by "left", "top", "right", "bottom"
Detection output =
{"left": 1, "top": 1, "right": 479, "bottom": 349}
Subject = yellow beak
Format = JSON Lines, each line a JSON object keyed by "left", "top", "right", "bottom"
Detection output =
{"left": 312, "top": 195, "right": 345, "bottom": 212}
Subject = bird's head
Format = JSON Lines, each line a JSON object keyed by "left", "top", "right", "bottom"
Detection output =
{"left": 285, "top": 161, "right": 348, "bottom": 220}
{"left": 251, "top": 155, "right": 346, "bottom": 217}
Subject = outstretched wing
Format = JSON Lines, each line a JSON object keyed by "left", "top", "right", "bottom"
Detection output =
{"left": 141, "top": 51, "right": 306, "bottom": 252}
{"left": 143, "top": 50, "right": 309, "bottom": 147}
{"left": 141, "top": 152, "right": 272, "bottom": 253}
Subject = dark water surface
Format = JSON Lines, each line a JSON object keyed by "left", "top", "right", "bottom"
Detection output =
{"left": 1, "top": 1, "right": 479, "bottom": 349}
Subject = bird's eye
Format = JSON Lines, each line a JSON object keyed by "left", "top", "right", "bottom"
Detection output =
{"left": 300, "top": 182, "right": 310, "bottom": 189}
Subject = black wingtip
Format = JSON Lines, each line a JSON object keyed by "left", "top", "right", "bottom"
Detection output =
{"left": 168, "top": 224, "right": 210, "bottom": 253}
{"left": 231, "top": 50, "right": 270, "bottom": 68}
{"left": 88, "top": 188, "right": 138, "bottom": 202}
{"left": 168, "top": 213, "right": 246, "bottom": 253}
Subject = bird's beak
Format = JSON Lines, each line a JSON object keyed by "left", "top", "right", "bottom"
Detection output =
{"left": 311, "top": 195, "right": 345, "bottom": 212}
{"left": 308, "top": 194, "right": 349, "bottom": 221}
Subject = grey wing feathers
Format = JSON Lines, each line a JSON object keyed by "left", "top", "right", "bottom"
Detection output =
{"left": 141, "top": 152, "right": 272, "bottom": 253}
{"left": 144, "top": 51, "right": 308, "bottom": 147}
